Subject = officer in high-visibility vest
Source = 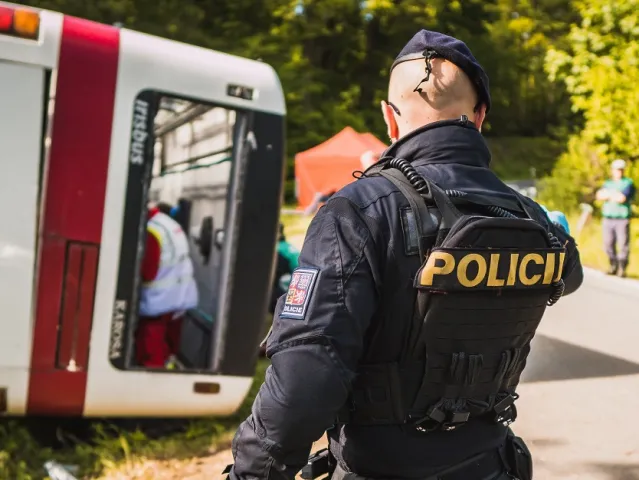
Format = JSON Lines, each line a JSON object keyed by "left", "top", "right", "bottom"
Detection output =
{"left": 596, "top": 159, "right": 635, "bottom": 277}
{"left": 135, "top": 203, "right": 199, "bottom": 368}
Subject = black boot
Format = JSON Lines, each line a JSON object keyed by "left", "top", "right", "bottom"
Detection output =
{"left": 618, "top": 260, "right": 628, "bottom": 278}
{"left": 608, "top": 259, "right": 618, "bottom": 275}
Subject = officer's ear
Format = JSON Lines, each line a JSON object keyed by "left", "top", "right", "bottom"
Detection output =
{"left": 473, "top": 103, "right": 487, "bottom": 132}
{"left": 381, "top": 101, "right": 399, "bottom": 143}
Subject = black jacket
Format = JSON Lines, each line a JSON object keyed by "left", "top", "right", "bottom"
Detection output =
{"left": 229, "top": 121, "right": 583, "bottom": 479}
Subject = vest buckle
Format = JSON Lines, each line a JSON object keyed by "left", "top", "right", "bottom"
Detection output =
{"left": 494, "top": 393, "right": 519, "bottom": 426}
{"left": 442, "top": 411, "right": 470, "bottom": 431}
{"left": 411, "top": 406, "right": 470, "bottom": 432}
{"left": 410, "top": 406, "right": 443, "bottom": 433}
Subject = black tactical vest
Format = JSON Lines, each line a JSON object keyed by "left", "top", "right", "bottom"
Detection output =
{"left": 337, "top": 160, "right": 566, "bottom": 433}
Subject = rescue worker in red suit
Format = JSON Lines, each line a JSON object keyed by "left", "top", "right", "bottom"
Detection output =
{"left": 136, "top": 203, "right": 199, "bottom": 368}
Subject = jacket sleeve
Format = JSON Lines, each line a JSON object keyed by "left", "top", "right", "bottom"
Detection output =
{"left": 521, "top": 196, "right": 584, "bottom": 296}
{"left": 229, "top": 197, "right": 381, "bottom": 480}
{"left": 549, "top": 221, "right": 584, "bottom": 296}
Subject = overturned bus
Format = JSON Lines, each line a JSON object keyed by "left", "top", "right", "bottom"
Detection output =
{"left": 0, "top": 2, "right": 286, "bottom": 417}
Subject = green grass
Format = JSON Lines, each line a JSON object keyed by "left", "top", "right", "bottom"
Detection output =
{"left": 569, "top": 214, "right": 639, "bottom": 279}
{"left": 0, "top": 360, "right": 269, "bottom": 480}
{"left": 280, "top": 210, "right": 313, "bottom": 241}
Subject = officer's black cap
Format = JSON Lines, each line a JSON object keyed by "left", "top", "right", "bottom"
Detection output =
{"left": 391, "top": 30, "right": 491, "bottom": 112}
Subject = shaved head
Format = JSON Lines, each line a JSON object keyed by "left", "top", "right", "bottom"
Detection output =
{"left": 382, "top": 58, "right": 486, "bottom": 141}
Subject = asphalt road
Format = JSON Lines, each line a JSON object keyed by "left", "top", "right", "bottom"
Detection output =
{"left": 514, "top": 268, "right": 639, "bottom": 479}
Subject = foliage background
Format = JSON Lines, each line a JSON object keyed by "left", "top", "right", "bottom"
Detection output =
{"left": 538, "top": 0, "right": 639, "bottom": 212}
{"left": 6, "top": 0, "right": 639, "bottom": 477}
{"left": 17, "top": 0, "right": 596, "bottom": 206}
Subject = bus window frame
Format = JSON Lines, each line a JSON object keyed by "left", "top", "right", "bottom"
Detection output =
{"left": 108, "top": 88, "right": 249, "bottom": 375}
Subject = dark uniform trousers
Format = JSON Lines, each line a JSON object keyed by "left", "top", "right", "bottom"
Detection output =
{"left": 603, "top": 217, "right": 630, "bottom": 265}
{"left": 228, "top": 122, "right": 583, "bottom": 480}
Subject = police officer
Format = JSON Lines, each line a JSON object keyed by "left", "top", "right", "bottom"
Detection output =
{"left": 227, "top": 30, "right": 584, "bottom": 480}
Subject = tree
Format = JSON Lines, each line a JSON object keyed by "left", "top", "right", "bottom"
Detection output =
{"left": 540, "top": 0, "right": 639, "bottom": 211}
{"left": 18, "top": 0, "right": 577, "bottom": 201}
{"left": 481, "top": 0, "right": 576, "bottom": 137}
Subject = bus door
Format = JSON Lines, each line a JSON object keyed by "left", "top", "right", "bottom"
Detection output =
{"left": 0, "top": 60, "right": 45, "bottom": 416}
{"left": 0, "top": 4, "right": 67, "bottom": 416}
{"left": 82, "top": 27, "right": 286, "bottom": 416}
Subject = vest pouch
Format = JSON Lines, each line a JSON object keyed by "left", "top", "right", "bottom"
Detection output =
{"left": 405, "top": 215, "right": 566, "bottom": 430}
{"left": 337, "top": 163, "right": 567, "bottom": 432}
{"left": 505, "top": 429, "right": 533, "bottom": 480}
{"left": 346, "top": 363, "right": 407, "bottom": 425}
{"left": 409, "top": 290, "right": 546, "bottom": 417}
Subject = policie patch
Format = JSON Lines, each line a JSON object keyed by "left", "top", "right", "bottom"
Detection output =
{"left": 415, "top": 247, "right": 566, "bottom": 291}
{"left": 280, "top": 268, "right": 319, "bottom": 319}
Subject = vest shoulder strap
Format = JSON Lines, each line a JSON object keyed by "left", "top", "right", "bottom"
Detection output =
{"left": 380, "top": 164, "right": 462, "bottom": 226}
{"left": 449, "top": 192, "right": 524, "bottom": 214}
{"left": 379, "top": 169, "right": 434, "bottom": 259}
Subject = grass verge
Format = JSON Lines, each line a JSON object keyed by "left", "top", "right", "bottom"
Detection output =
{"left": 570, "top": 215, "right": 639, "bottom": 279}
{"left": 279, "top": 211, "right": 313, "bottom": 241}
{"left": 0, "top": 360, "right": 269, "bottom": 480}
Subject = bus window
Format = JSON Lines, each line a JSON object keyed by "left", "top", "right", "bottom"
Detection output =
{"left": 110, "top": 90, "right": 241, "bottom": 373}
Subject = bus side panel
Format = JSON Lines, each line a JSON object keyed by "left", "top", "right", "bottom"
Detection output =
{"left": 0, "top": 62, "right": 45, "bottom": 415}
{"left": 84, "top": 30, "right": 277, "bottom": 416}
{"left": 26, "top": 17, "right": 119, "bottom": 415}
{"left": 0, "top": 9, "right": 63, "bottom": 69}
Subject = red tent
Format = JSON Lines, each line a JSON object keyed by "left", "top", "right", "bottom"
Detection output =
{"left": 294, "top": 127, "right": 387, "bottom": 209}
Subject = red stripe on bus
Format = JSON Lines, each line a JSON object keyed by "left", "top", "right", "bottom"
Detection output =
{"left": 27, "top": 16, "right": 119, "bottom": 415}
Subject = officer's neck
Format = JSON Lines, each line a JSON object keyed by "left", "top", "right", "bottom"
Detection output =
{"left": 383, "top": 118, "right": 491, "bottom": 168}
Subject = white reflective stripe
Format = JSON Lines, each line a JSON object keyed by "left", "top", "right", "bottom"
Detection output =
{"left": 149, "top": 215, "right": 177, "bottom": 262}
{"left": 147, "top": 224, "right": 162, "bottom": 242}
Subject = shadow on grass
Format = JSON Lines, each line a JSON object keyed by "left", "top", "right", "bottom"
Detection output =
{"left": 570, "top": 214, "right": 639, "bottom": 280}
